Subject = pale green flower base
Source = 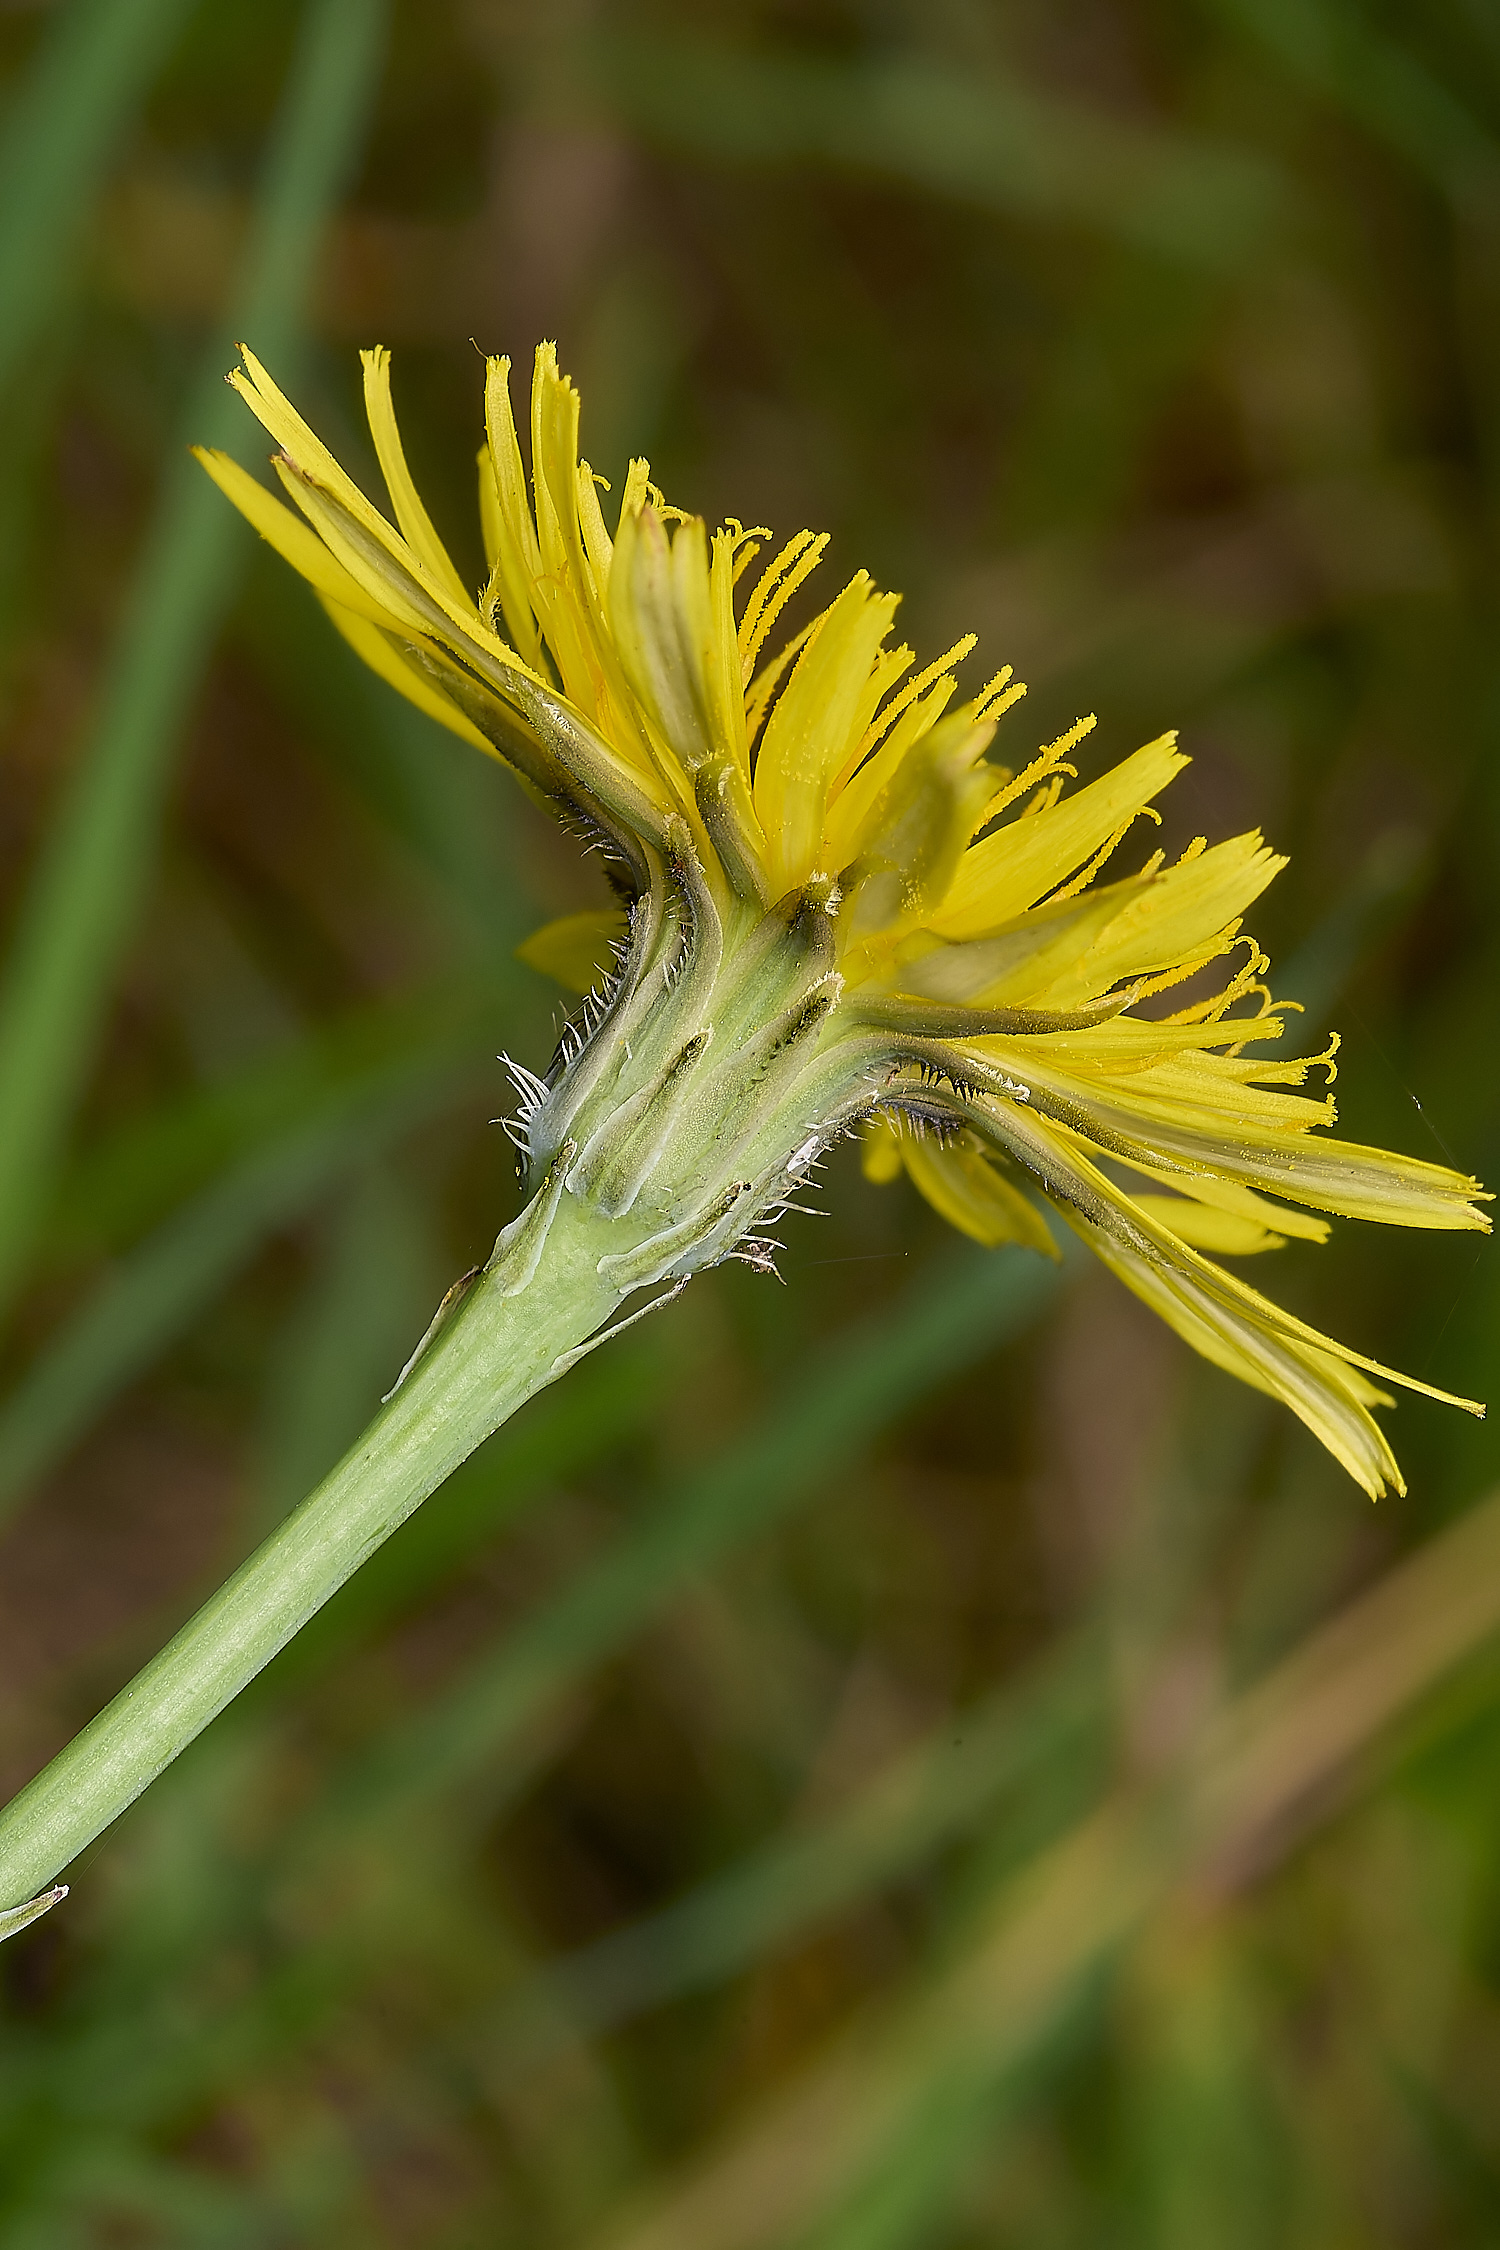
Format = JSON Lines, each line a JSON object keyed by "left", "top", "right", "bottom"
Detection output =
{"left": 0, "top": 1181, "right": 651, "bottom": 1925}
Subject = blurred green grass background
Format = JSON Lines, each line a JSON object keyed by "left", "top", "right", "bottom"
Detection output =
{"left": 0, "top": 0, "right": 1497, "bottom": 2240}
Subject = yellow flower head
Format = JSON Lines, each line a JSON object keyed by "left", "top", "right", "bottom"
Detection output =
{"left": 198, "top": 342, "right": 1489, "bottom": 1499}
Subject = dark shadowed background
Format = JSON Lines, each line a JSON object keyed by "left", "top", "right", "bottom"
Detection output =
{"left": 0, "top": 0, "right": 1497, "bottom": 2241}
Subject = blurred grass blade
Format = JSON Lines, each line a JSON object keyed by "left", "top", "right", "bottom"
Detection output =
{"left": 592, "top": 1485, "right": 1500, "bottom": 2250}
{"left": 580, "top": 31, "right": 1289, "bottom": 268}
{"left": 0, "top": 0, "right": 389, "bottom": 1323}
{"left": 497, "top": 1638, "right": 1105, "bottom": 2050}
{"left": 0, "top": 1033, "right": 479, "bottom": 1524}
{"left": 254, "top": 1159, "right": 443, "bottom": 1530}
{"left": 0, "top": 0, "right": 197, "bottom": 404}
{"left": 1277, "top": 827, "right": 1428, "bottom": 1033}
{"left": 1205, "top": 0, "right": 1499, "bottom": 197}
{"left": 310, "top": 1245, "right": 1066, "bottom": 1834}
{"left": 45, "top": 969, "right": 512, "bottom": 1263}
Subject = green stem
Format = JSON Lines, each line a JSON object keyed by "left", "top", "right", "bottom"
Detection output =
{"left": 0, "top": 1188, "right": 626, "bottom": 1915}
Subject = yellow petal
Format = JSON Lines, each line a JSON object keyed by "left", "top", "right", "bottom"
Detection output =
{"left": 516, "top": 909, "right": 628, "bottom": 993}
{"left": 842, "top": 712, "right": 997, "bottom": 937}
{"left": 192, "top": 449, "right": 397, "bottom": 630}
{"left": 271, "top": 457, "right": 452, "bottom": 639}
{"left": 860, "top": 1113, "right": 905, "bottom": 1184}
{"left": 1083, "top": 1222, "right": 1405, "bottom": 1496}
{"left": 754, "top": 572, "right": 900, "bottom": 892}
{"left": 235, "top": 342, "right": 512, "bottom": 675}
{"left": 899, "top": 878, "right": 1147, "bottom": 1006}
{"left": 901, "top": 1134, "right": 1059, "bottom": 1257}
{"left": 476, "top": 443, "right": 501, "bottom": 571}
{"left": 609, "top": 505, "right": 718, "bottom": 770}
{"left": 822, "top": 676, "right": 962, "bottom": 869}
{"left": 576, "top": 461, "right": 616, "bottom": 610}
{"left": 1042, "top": 832, "right": 1286, "bottom": 1003}
{"left": 987, "top": 1013, "right": 1290, "bottom": 1066}
{"left": 529, "top": 344, "right": 612, "bottom": 715}
{"left": 1107, "top": 1157, "right": 1330, "bottom": 1243}
{"left": 1126, "top": 1194, "right": 1285, "bottom": 1254}
{"left": 271, "top": 458, "right": 552, "bottom": 721}
{"left": 230, "top": 348, "right": 488, "bottom": 649}
{"left": 933, "top": 733, "right": 1188, "bottom": 937}
{"left": 361, "top": 346, "right": 471, "bottom": 607}
{"left": 968, "top": 1093, "right": 1484, "bottom": 1497}
{"left": 481, "top": 355, "right": 546, "bottom": 675}
{"left": 1010, "top": 1052, "right": 1490, "bottom": 1232}
{"left": 708, "top": 525, "right": 751, "bottom": 780}
{"left": 231, "top": 346, "right": 396, "bottom": 546}
{"left": 317, "top": 597, "right": 494, "bottom": 755}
